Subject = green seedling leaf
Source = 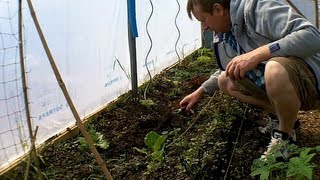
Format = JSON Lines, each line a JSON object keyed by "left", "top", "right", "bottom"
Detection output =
{"left": 78, "top": 137, "right": 88, "bottom": 152}
{"left": 144, "top": 131, "right": 166, "bottom": 152}
{"left": 78, "top": 128, "right": 109, "bottom": 151}
{"left": 97, "top": 140, "right": 109, "bottom": 149}
{"left": 260, "top": 169, "right": 270, "bottom": 180}
{"left": 197, "top": 56, "right": 212, "bottom": 64}
{"left": 139, "top": 99, "right": 155, "bottom": 110}
{"left": 287, "top": 156, "right": 314, "bottom": 180}
{"left": 151, "top": 151, "right": 165, "bottom": 162}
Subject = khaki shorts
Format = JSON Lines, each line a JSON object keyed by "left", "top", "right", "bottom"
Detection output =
{"left": 234, "top": 57, "right": 320, "bottom": 111}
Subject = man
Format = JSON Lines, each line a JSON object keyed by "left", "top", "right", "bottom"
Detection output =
{"left": 180, "top": 0, "right": 320, "bottom": 160}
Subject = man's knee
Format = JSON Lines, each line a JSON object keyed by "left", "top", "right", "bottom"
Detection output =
{"left": 265, "top": 60, "right": 296, "bottom": 98}
{"left": 265, "top": 60, "right": 286, "bottom": 81}
{"left": 265, "top": 61, "right": 287, "bottom": 91}
{"left": 218, "top": 71, "right": 233, "bottom": 94}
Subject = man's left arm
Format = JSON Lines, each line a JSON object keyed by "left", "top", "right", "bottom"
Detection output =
{"left": 253, "top": 0, "right": 320, "bottom": 58}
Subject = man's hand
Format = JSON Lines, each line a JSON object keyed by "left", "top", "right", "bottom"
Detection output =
{"left": 179, "top": 86, "right": 205, "bottom": 111}
{"left": 226, "top": 45, "right": 272, "bottom": 80}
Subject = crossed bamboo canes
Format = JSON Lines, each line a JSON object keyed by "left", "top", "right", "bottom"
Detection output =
{"left": 25, "top": 0, "right": 113, "bottom": 179}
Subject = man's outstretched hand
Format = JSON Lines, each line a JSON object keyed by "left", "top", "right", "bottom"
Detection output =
{"left": 179, "top": 86, "right": 205, "bottom": 111}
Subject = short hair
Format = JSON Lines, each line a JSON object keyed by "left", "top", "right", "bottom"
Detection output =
{"left": 187, "top": 0, "right": 230, "bottom": 19}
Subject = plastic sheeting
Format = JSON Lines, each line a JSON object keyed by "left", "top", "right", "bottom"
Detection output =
{"left": 288, "top": 0, "right": 318, "bottom": 25}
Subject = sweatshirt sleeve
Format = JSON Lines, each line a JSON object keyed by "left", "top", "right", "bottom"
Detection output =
{"left": 252, "top": 0, "right": 320, "bottom": 58}
{"left": 201, "top": 69, "right": 221, "bottom": 95}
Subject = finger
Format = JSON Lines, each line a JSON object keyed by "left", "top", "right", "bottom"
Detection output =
{"left": 226, "top": 62, "right": 232, "bottom": 77}
{"left": 186, "top": 101, "right": 195, "bottom": 111}
{"left": 228, "top": 64, "right": 235, "bottom": 80}
{"left": 240, "top": 69, "right": 246, "bottom": 79}
{"left": 179, "top": 98, "right": 188, "bottom": 107}
{"left": 234, "top": 65, "right": 240, "bottom": 80}
{"left": 226, "top": 64, "right": 230, "bottom": 77}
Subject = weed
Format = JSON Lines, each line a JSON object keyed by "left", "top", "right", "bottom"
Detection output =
{"left": 251, "top": 144, "right": 320, "bottom": 180}
{"left": 197, "top": 56, "right": 212, "bottom": 64}
{"left": 197, "top": 48, "right": 213, "bottom": 57}
{"left": 77, "top": 128, "right": 109, "bottom": 152}
{"left": 139, "top": 99, "right": 156, "bottom": 110}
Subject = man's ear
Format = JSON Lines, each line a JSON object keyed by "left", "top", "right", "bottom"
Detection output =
{"left": 212, "top": 3, "right": 224, "bottom": 15}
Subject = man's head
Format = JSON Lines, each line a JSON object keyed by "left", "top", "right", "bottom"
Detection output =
{"left": 187, "top": 0, "right": 231, "bottom": 33}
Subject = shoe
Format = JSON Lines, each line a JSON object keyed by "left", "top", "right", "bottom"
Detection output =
{"left": 260, "top": 129, "right": 295, "bottom": 161}
{"left": 258, "top": 114, "right": 301, "bottom": 135}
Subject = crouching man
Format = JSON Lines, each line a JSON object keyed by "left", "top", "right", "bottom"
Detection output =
{"left": 180, "top": 0, "right": 320, "bottom": 160}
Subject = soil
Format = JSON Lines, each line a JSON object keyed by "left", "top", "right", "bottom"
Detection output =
{"left": 4, "top": 50, "right": 320, "bottom": 180}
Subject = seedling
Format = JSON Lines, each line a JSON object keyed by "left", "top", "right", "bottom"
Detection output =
{"left": 134, "top": 131, "right": 167, "bottom": 174}
{"left": 197, "top": 48, "right": 213, "bottom": 57}
{"left": 197, "top": 56, "right": 212, "bottom": 64}
{"left": 77, "top": 128, "right": 109, "bottom": 152}
{"left": 139, "top": 99, "right": 155, "bottom": 110}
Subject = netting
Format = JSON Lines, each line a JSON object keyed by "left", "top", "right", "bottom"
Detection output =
{"left": 0, "top": 0, "right": 30, "bottom": 169}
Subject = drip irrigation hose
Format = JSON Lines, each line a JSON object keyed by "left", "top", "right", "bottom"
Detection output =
{"left": 174, "top": 0, "right": 181, "bottom": 64}
{"left": 224, "top": 106, "right": 247, "bottom": 180}
{"left": 143, "top": 0, "right": 154, "bottom": 100}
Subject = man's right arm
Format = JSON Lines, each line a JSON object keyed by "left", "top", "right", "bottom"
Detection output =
{"left": 180, "top": 69, "right": 221, "bottom": 110}
{"left": 201, "top": 69, "right": 221, "bottom": 94}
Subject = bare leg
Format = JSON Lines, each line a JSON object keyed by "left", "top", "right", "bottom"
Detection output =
{"left": 264, "top": 61, "right": 301, "bottom": 136}
{"left": 218, "top": 71, "right": 274, "bottom": 113}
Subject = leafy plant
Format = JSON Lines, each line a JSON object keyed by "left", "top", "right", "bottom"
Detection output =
{"left": 77, "top": 128, "right": 109, "bottom": 152}
{"left": 251, "top": 144, "right": 320, "bottom": 180}
{"left": 197, "top": 56, "right": 212, "bottom": 64}
{"left": 139, "top": 99, "right": 155, "bottom": 110}
{"left": 286, "top": 148, "right": 316, "bottom": 179}
{"left": 197, "top": 48, "right": 213, "bottom": 57}
{"left": 134, "top": 131, "right": 167, "bottom": 174}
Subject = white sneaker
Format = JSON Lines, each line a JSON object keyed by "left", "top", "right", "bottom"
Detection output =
{"left": 258, "top": 115, "right": 279, "bottom": 134}
{"left": 259, "top": 114, "right": 301, "bottom": 135}
{"left": 260, "top": 130, "right": 295, "bottom": 161}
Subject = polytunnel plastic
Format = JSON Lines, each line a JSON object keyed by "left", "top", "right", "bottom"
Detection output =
{"left": 289, "top": 0, "right": 318, "bottom": 25}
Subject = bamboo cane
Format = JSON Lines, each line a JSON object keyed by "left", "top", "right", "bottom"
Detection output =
{"left": 24, "top": 126, "right": 39, "bottom": 180}
{"left": 18, "top": 0, "right": 42, "bottom": 179}
{"left": 25, "top": 0, "right": 113, "bottom": 179}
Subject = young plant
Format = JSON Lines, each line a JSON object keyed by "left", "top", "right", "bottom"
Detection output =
{"left": 139, "top": 99, "right": 156, "bottom": 110}
{"left": 134, "top": 131, "right": 167, "bottom": 174}
{"left": 77, "top": 127, "right": 109, "bottom": 152}
{"left": 197, "top": 56, "right": 212, "bottom": 64}
{"left": 197, "top": 48, "right": 213, "bottom": 57}
{"left": 251, "top": 144, "right": 320, "bottom": 180}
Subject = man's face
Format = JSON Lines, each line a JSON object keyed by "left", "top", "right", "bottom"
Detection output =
{"left": 192, "top": 4, "right": 231, "bottom": 33}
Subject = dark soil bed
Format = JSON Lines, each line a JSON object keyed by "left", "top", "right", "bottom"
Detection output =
{"left": 4, "top": 49, "right": 320, "bottom": 180}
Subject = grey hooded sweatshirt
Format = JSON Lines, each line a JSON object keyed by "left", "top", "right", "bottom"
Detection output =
{"left": 202, "top": 0, "right": 320, "bottom": 95}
